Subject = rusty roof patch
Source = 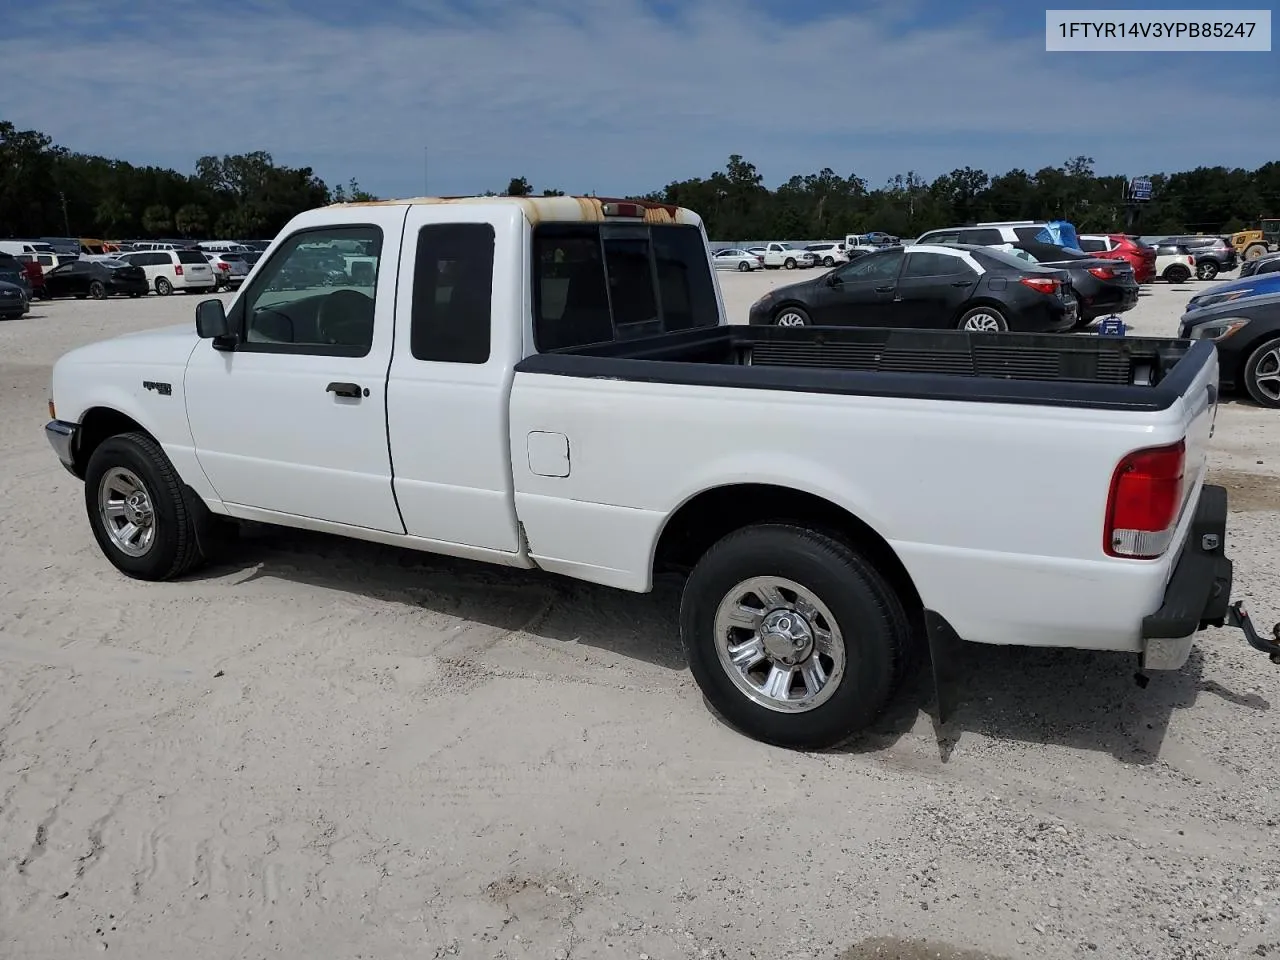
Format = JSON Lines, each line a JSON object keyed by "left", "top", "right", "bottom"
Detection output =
{"left": 328, "top": 194, "right": 699, "bottom": 226}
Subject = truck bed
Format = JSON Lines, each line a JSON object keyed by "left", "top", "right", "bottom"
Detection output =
{"left": 515, "top": 325, "right": 1211, "bottom": 412}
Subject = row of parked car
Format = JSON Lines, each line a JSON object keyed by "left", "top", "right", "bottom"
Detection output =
{"left": 0, "top": 237, "right": 273, "bottom": 311}
{"left": 1179, "top": 252, "right": 1280, "bottom": 408}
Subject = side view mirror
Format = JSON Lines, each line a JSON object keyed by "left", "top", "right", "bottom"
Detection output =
{"left": 826, "top": 273, "right": 843, "bottom": 287}
{"left": 195, "top": 298, "right": 231, "bottom": 339}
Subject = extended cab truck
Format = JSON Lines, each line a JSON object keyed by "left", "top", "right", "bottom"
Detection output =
{"left": 43, "top": 196, "right": 1280, "bottom": 749}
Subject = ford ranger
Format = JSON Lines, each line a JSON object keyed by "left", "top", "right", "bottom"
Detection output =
{"left": 44, "top": 196, "right": 1280, "bottom": 749}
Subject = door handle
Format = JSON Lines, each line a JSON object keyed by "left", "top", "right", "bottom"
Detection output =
{"left": 874, "top": 285, "right": 894, "bottom": 293}
{"left": 951, "top": 280, "right": 971, "bottom": 286}
{"left": 327, "top": 381, "right": 363, "bottom": 398}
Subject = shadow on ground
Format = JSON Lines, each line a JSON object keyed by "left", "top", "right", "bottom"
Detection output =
{"left": 193, "top": 523, "right": 1269, "bottom": 763}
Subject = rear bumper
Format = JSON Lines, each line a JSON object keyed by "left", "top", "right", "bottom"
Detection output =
{"left": 1140, "top": 483, "right": 1280, "bottom": 669}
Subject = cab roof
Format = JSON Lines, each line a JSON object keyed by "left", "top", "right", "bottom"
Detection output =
{"left": 326, "top": 194, "right": 701, "bottom": 226}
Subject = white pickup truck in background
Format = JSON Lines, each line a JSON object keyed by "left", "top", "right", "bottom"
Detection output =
{"left": 44, "top": 195, "right": 1280, "bottom": 749}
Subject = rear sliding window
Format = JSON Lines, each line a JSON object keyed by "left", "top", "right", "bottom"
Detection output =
{"left": 533, "top": 223, "right": 719, "bottom": 351}
{"left": 177, "top": 251, "right": 206, "bottom": 265}
{"left": 410, "top": 222, "right": 495, "bottom": 364}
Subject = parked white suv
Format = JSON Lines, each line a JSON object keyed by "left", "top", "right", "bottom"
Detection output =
{"left": 117, "top": 249, "right": 218, "bottom": 295}
{"left": 204, "top": 252, "right": 251, "bottom": 289}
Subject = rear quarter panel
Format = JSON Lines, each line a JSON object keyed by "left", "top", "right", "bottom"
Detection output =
{"left": 510, "top": 359, "right": 1218, "bottom": 652}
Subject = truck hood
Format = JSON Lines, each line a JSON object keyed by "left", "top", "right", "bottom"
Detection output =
{"left": 57, "top": 322, "right": 200, "bottom": 368}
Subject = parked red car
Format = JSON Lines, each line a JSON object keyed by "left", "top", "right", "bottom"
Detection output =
{"left": 1078, "top": 234, "right": 1156, "bottom": 284}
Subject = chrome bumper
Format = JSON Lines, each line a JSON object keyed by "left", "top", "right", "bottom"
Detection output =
{"left": 45, "top": 419, "right": 79, "bottom": 475}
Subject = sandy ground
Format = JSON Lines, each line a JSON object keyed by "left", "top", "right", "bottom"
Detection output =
{"left": 2, "top": 270, "right": 1279, "bottom": 960}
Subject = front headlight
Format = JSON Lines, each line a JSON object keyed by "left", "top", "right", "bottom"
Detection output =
{"left": 1189, "top": 317, "right": 1250, "bottom": 341}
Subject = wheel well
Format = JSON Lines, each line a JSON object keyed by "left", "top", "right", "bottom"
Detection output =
{"left": 653, "top": 483, "right": 923, "bottom": 618}
{"left": 73, "top": 408, "right": 148, "bottom": 476}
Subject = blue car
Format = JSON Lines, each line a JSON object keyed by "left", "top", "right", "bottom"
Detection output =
{"left": 1185, "top": 271, "right": 1280, "bottom": 315}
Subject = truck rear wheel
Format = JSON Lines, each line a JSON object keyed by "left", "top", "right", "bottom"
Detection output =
{"left": 83, "top": 432, "right": 210, "bottom": 581}
{"left": 679, "top": 523, "right": 907, "bottom": 749}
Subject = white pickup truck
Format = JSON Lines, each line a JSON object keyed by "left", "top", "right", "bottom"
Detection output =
{"left": 44, "top": 196, "right": 1280, "bottom": 749}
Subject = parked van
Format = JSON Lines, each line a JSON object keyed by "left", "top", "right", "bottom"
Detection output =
{"left": 0, "top": 240, "right": 57, "bottom": 258}
{"left": 115, "top": 249, "right": 218, "bottom": 295}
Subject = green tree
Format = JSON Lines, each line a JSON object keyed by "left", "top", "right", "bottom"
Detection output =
{"left": 141, "top": 204, "right": 173, "bottom": 235}
{"left": 174, "top": 204, "right": 208, "bottom": 237}
{"left": 505, "top": 176, "right": 533, "bottom": 196}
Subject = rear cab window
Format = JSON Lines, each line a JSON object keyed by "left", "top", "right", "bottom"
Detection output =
{"left": 532, "top": 223, "right": 719, "bottom": 352}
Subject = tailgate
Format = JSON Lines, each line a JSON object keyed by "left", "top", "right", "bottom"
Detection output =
{"left": 1171, "top": 341, "right": 1220, "bottom": 545}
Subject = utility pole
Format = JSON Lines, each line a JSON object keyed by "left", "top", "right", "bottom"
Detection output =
{"left": 59, "top": 191, "right": 71, "bottom": 236}
{"left": 423, "top": 146, "right": 428, "bottom": 197}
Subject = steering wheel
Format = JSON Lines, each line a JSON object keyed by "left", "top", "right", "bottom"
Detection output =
{"left": 316, "top": 289, "right": 375, "bottom": 346}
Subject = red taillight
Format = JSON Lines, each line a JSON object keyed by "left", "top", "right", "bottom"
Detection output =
{"left": 1104, "top": 440, "right": 1186, "bottom": 559}
{"left": 174, "top": 264, "right": 184, "bottom": 275}
{"left": 1087, "top": 266, "right": 1117, "bottom": 280}
{"left": 218, "top": 262, "right": 229, "bottom": 271}
{"left": 1186, "top": 256, "right": 1194, "bottom": 265}
{"left": 1019, "top": 276, "right": 1059, "bottom": 295}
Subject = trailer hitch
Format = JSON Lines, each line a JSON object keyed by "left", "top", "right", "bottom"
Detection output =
{"left": 1226, "top": 601, "right": 1280, "bottom": 664}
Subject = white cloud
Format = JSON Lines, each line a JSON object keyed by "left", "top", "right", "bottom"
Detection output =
{"left": 1, "top": 0, "right": 1274, "bottom": 196}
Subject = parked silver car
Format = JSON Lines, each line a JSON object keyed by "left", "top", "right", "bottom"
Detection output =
{"left": 712, "top": 248, "right": 764, "bottom": 272}
{"left": 204, "top": 252, "right": 251, "bottom": 289}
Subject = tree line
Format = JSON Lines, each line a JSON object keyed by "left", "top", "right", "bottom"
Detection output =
{"left": 3, "top": 119, "right": 1277, "bottom": 241}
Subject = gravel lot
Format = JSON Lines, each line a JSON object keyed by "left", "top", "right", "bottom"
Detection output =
{"left": 2, "top": 271, "right": 1278, "bottom": 960}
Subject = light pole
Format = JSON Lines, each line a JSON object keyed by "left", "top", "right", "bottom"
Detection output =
{"left": 423, "top": 146, "right": 428, "bottom": 197}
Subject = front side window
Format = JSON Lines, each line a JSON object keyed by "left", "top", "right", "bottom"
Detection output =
{"left": 532, "top": 223, "right": 718, "bottom": 351}
{"left": 238, "top": 226, "right": 383, "bottom": 356}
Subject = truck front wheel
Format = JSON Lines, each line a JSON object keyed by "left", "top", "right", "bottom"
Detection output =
{"left": 83, "top": 432, "right": 210, "bottom": 581}
{"left": 679, "top": 523, "right": 908, "bottom": 749}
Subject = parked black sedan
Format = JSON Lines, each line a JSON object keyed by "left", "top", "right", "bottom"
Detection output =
{"left": 0, "top": 280, "right": 28, "bottom": 320}
{"left": 1004, "top": 240, "right": 1139, "bottom": 328}
{"left": 44, "top": 259, "right": 149, "bottom": 299}
{"left": 1239, "top": 251, "right": 1280, "bottom": 279}
{"left": 747, "top": 243, "right": 1077, "bottom": 332}
{"left": 1178, "top": 290, "right": 1280, "bottom": 408}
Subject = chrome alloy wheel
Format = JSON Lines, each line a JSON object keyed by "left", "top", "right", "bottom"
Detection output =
{"left": 713, "top": 576, "right": 845, "bottom": 713}
{"left": 775, "top": 311, "right": 807, "bottom": 327}
{"left": 962, "top": 312, "right": 1001, "bottom": 332}
{"left": 98, "top": 466, "right": 157, "bottom": 557}
{"left": 1252, "top": 346, "right": 1280, "bottom": 403}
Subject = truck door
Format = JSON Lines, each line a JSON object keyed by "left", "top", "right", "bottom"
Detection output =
{"left": 183, "top": 205, "right": 408, "bottom": 533}
{"left": 383, "top": 204, "right": 524, "bottom": 553}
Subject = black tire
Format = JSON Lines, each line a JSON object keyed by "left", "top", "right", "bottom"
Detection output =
{"left": 679, "top": 523, "right": 908, "bottom": 749}
{"left": 1243, "top": 336, "right": 1280, "bottom": 409}
{"left": 88, "top": 281, "right": 106, "bottom": 299}
{"left": 773, "top": 305, "right": 810, "bottom": 327}
{"left": 957, "top": 305, "right": 1008, "bottom": 332}
{"left": 737, "top": 261, "right": 751, "bottom": 273}
{"left": 155, "top": 277, "right": 173, "bottom": 296}
{"left": 823, "top": 256, "right": 835, "bottom": 267}
{"left": 1164, "top": 265, "right": 1191, "bottom": 283}
{"left": 1196, "top": 261, "right": 1219, "bottom": 281}
{"left": 83, "top": 432, "right": 210, "bottom": 581}
{"left": 784, "top": 258, "right": 797, "bottom": 269}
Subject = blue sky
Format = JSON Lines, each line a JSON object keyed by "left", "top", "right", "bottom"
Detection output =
{"left": 1, "top": 0, "right": 1274, "bottom": 198}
